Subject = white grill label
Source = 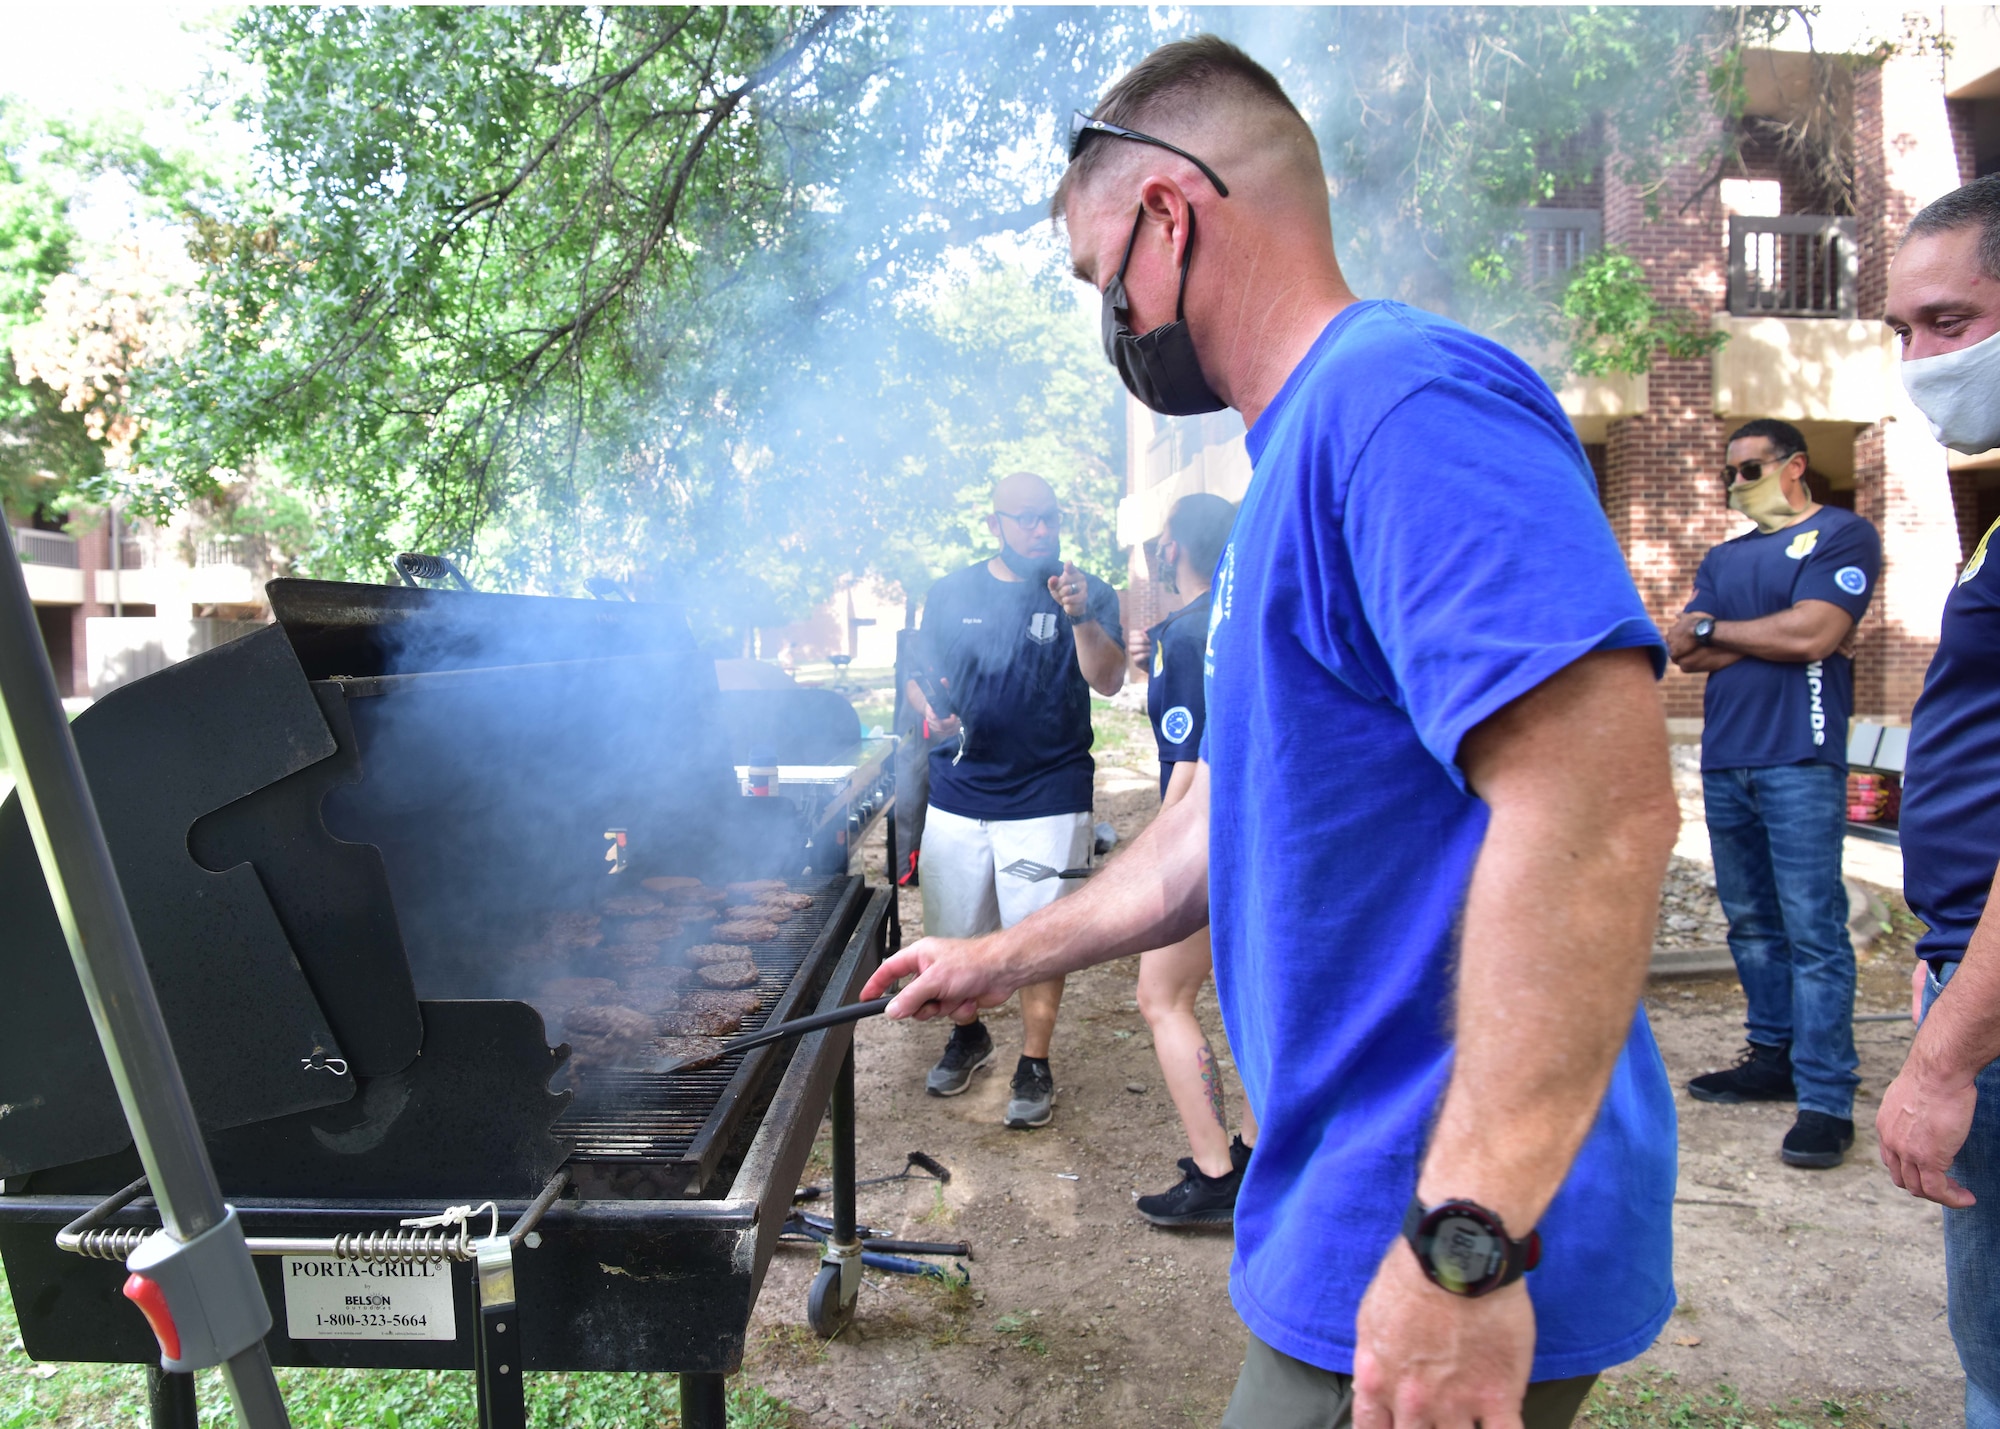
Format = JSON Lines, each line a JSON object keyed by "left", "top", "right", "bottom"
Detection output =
{"left": 282, "top": 1256, "right": 457, "bottom": 1340}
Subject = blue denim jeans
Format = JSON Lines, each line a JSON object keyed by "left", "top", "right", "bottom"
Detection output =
{"left": 1925, "top": 959, "right": 2000, "bottom": 1429}
{"left": 1702, "top": 763, "right": 1857, "bottom": 1119}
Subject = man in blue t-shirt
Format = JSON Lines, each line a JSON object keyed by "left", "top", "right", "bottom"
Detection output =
{"left": 1877, "top": 174, "right": 2000, "bottom": 1429}
{"left": 1665, "top": 419, "right": 1880, "bottom": 1171}
{"left": 866, "top": 37, "right": 1681, "bottom": 1428}
{"left": 901, "top": 470, "right": 1125, "bottom": 1129}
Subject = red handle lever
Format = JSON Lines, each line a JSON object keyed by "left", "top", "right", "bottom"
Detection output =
{"left": 122, "top": 1273, "right": 182, "bottom": 1363}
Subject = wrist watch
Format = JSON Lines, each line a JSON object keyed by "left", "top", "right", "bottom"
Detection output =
{"left": 1402, "top": 1196, "right": 1542, "bottom": 1298}
{"left": 1693, "top": 617, "right": 1717, "bottom": 647}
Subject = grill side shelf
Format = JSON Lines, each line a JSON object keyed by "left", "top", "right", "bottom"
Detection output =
{"left": 670, "top": 877, "right": 865, "bottom": 1194}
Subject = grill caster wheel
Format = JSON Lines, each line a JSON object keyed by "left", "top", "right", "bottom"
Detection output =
{"left": 808, "top": 1260, "right": 856, "bottom": 1338}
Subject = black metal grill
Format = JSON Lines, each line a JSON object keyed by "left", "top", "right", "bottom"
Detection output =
{"left": 0, "top": 575, "right": 898, "bottom": 1429}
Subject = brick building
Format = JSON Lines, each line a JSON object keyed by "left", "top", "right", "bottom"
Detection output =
{"left": 1119, "top": 12, "right": 2000, "bottom": 734}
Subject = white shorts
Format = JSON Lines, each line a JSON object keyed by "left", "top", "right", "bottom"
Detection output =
{"left": 919, "top": 807, "right": 1094, "bottom": 939}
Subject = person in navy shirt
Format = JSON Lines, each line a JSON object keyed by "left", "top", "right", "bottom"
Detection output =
{"left": 866, "top": 37, "right": 1681, "bottom": 1428}
{"left": 1665, "top": 419, "right": 1880, "bottom": 1171}
{"left": 1127, "top": 492, "right": 1260, "bottom": 1227}
{"left": 901, "top": 470, "right": 1125, "bottom": 1130}
{"left": 1878, "top": 174, "right": 2000, "bottom": 1429}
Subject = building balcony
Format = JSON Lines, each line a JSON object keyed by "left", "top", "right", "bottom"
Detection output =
{"left": 1727, "top": 215, "right": 1858, "bottom": 320}
{"left": 10, "top": 527, "right": 85, "bottom": 605}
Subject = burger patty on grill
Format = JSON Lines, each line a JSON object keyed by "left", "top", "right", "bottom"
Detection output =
{"left": 639, "top": 875, "right": 701, "bottom": 893}
{"left": 547, "top": 912, "right": 604, "bottom": 949}
{"left": 662, "top": 885, "right": 729, "bottom": 908}
{"left": 696, "top": 961, "right": 761, "bottom": 989}
{"left": 726, "top": 879, "right": 788, "bottom": 897}
{"left": 750, "top": 891, "right": 815, "bottom": 912}
{"left": 601, "top": 941, "right": 668, "bottom": 971}
{"left": 680, "top": 989, "right": 762, "bottom": 1017}
{"left": 563, "top": 1004, "right": 657, "bottom": 1039}
{"left": 601, "top": 893, "right": 667, "bottom": 917}
{"left": 658, "top": 1007, "right": 744, "bottom": 1036}
{"left": 654, "top": 1035, "right": 728, "bottom": 1070}
{"left": 686, "top": 943, "right": 755, "bottom": 965}
{"left": 712, "top": 919, "right": 782, "bottom": 944}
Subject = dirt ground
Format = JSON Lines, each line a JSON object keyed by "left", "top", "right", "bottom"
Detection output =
{"left": 737, "top": 746, "right": 1962, "bottom": 1428}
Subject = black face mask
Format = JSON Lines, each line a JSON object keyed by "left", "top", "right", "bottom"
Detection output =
{"left": 1101, "top": 206, "right": 1227, "bottom": 417}
{"left": 997, "top": 539, "right": 1063, "bottom": 588}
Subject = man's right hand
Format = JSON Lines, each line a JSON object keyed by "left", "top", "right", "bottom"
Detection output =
{"left": 1127, "top": 626, "right": 1152, "bottom": 668}
{"left": 862, "top": 935, "right": 1022, "bottom": 1023}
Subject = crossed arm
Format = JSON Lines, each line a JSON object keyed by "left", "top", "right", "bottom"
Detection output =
{"left": 864, "top": 647, "right": 1679, "bottom": 1425}
{"left": 1666, "top": 599, "right": 1854, "bottom": 674}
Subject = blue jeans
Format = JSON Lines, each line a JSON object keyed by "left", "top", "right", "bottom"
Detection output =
{"left": 1925, "top": 959, "right": 2000, "bottom": 1429}
{"left": 1702, "top": 764, "right": 1857, "bottom": 1119}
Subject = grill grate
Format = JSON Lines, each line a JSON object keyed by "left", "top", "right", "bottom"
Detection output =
{"left": 556, "top": 876, "right": 850, "bottom": 1164}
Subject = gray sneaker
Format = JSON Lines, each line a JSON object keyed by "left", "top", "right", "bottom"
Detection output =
{"left": 925, "top": 1020, "right": 994, "bottom": 1097}
{"left": 1005, "top": 1057, "right": 1054, "bottom": 1129}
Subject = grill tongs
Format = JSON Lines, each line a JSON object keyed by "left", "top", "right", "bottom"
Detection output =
{"left": 652, "top": 996, "right": 895, "bottom": 1075}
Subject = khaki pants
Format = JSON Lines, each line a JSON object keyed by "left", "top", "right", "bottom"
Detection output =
{"left": 1222, "top": 1335, "right": 1597, "bottom": 1429}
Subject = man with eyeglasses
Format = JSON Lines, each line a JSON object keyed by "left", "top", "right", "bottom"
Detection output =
{"left": 1666, "top": 419, "right": 1880, "bottom": 1172}
{"left": 868, "top": 35, "right": 1682, "bottom": 1429}
{"left": 901, "top": 469, "right": 1124, "bottom": 1128}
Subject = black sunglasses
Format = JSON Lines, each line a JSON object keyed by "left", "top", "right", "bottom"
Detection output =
{"left": 1720, "top": 452, "right": 1800, "bottom": 488}
{"left": 1068, "top": 112, "right": 1231, "bottom": 198}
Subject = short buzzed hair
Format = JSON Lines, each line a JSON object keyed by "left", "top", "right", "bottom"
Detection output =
{"left": 1905, "top": 174, "right": 2000, "bottom": 283}
{"left": 1727, "top": 418, "right": 1807, "bottom": 460}
{"left": 1052, "top": 35, "right": 1309, "bottom": 220}
{"left": 1164, "top": 492, "right": 1236, "bottom": 575}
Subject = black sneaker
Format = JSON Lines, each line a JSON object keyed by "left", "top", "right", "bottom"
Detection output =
{"left": 1687, "top": 1042, "right": 1795, "bottom": 1104}
{"left": 1137, "top": 1157, "right": 1242, "bottom": 1227}
{"left": 925, "top": 1020, "right": 994, "bottom": 1097}
{"left": 1004, "top": 1057, "right": 1054, "bottom": 1128}
{"left": 1230, "top": 1135, "right": 1254, "bottom": 1175}
{"left": 1782, "top": 1110, "right": 1854, "bottom": 1169}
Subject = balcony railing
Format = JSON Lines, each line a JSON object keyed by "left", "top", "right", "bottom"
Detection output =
{"left": 1728, "top": 215, "right": 1858, "bottom": 319}
{"left": 194, "top": 535, "right": 246, "bottom": 569}
{"left": 1518, "top": 208, "right": 1602, "bottom": 286}
{"left": 11, "top": 527, "right": 79, "bottom": 568}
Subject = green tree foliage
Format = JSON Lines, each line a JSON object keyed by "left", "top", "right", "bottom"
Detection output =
{"left": 124, "top": 5, "right": 1802, "bottom": 619}
{"left": 140, "top": 5, "right": 1143, "bottom": 612}
{"left": 0, "top": 100, "right": 98, "bottom": 520}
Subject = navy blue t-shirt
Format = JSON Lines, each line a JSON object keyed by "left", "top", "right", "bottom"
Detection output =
{"left": 919, "top": 560, "right": 1122, "bottom": 821}
{"left": 1903, "top": 517, "right": 2000, "bottom": 964}
{"left": 1203, "top": 300, "right": 1676, "bottom": 1381}
{"left": 1687, "top": 507, "right": 1880, "bottom": 771}
{"left": 1147, "top": 590, "right": 1210, "bottom": 799}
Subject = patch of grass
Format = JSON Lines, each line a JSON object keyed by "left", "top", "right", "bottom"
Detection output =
{"left": 2, "top": 1265, "right": 792, "bottom": 1428}
{"left": 752, "top": 1322, "right": 829, "bottom": 1371}
{"left": 914, "top": 1180, "right": 955, "bottom": 1227}
{"left": 993, "top": 1312, "right": 1048, "bottom": 1356}
{"left": 1582, "top": 1373, "right": 1901, "bottom": 1429}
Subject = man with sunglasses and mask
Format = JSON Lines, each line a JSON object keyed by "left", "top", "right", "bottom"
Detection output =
{"left": 867, "top": 36, "right": 1682, "bottom": 1429}
{"left": 1665, "top": 420, "right": 1880, "bottom": 1172}
{"left": 902, "top": 470, "right": 1124, "bottom": 1128}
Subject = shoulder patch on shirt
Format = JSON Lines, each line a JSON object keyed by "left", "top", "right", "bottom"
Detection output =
{"left": 1026, "top": 612, "right": 1058, "bottom": 644}
{"left": 1161, "top": 706, "right": 1194, "bottom": 744}
{"left": 1786, "top": 529, "right": 1820, "bottom": 560}
{"left": 1834, "top": 565, "right": 1867, "bottom": 596}
{"left": 1964, "top": 516, "right": 1999, "bottom": 586}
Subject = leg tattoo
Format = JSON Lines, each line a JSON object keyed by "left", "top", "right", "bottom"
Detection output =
{"left": 1196, "top": 1043, "right": 1227, "bottom": 1131}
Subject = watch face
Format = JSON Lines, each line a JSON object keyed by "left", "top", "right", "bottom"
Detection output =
{"left": 1427, "top": 1212, "right": 1504, "bottom": 1295}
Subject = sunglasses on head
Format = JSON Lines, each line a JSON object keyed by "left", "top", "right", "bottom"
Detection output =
{"left": 1720, "top": 452, "right": 1799, "bottom": 488}
{"left": 1067, "top": 112, "right": 1231, "bottom": 198}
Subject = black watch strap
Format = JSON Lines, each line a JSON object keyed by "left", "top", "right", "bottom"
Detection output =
{"left": 1402, "top": 1196, "right": 1542, "bottom": 1298}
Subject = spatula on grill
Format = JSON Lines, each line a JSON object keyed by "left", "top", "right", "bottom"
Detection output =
{"left": 652, "top": 996, "right": 896, "bottom": 1075}
{"left": 998, "top": 858, "right": 1091, "bottom": 882}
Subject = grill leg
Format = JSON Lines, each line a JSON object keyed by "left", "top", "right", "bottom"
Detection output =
{"left": 884, "top": 803, "right": 902, "bottom": 951}
{"left": 147, "top": 1367, "right": 198, "bottom": 1429}
{"left": 807, "top": 1042, "right": 864, "bottom": 1336}
{"left": 680, "top": 1372, "right": 727, "bottom": 1429}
